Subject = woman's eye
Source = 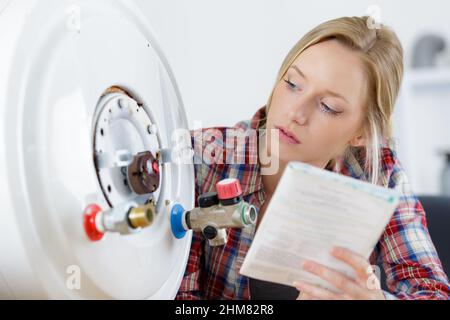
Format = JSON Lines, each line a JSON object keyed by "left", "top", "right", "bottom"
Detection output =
{"left": 320, "top": 102, "right": 340, "bottom": 116}
{"left": 284, "top": 79, "right": 298, "bottom": 90}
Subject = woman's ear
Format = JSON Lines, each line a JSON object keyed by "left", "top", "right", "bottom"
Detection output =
{"left": 348, "top": 130, "right": 366, "bottom": 147}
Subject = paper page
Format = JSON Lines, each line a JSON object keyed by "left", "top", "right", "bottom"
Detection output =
{"left": 239, "top": 161, "right": 400, "bottom": 292}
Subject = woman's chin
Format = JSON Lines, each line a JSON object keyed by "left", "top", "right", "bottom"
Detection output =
{"left": 278, "top": 153, "right": 306, "bottom": 165}
{"left": 277, "top": 144, "right": 302, "bottom": 158}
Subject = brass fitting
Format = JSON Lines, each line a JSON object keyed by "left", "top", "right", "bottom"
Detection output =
{"left": 128, "top": 201, "right": 156, "bottom": 229}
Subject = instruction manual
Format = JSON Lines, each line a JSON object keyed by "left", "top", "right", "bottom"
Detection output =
{"left": 239, "top": 161, "right": 400, "bottom": 291}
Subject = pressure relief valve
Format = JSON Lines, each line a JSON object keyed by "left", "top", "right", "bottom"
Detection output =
{"left": 83, "top": 200, "right": 156, "bottom": 241}
{"left": 170, "top": 178, "right": 257, "bottom": 246}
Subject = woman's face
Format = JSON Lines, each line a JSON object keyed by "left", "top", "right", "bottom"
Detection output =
{"left": 265, "top": 39, "right": 368, "bottom": 169}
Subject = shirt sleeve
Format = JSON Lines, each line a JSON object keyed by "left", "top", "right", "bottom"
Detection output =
{"left": 377, "top": 149, "right": 450, "bottom": 300}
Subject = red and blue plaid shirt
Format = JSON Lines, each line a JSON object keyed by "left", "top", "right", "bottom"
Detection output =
{"left": 176, "top": 106, "right": 449, "bottom": 300}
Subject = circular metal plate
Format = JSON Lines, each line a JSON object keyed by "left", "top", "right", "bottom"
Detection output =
{"left": 93, "top": 90, "right": 162, "bottom": 207}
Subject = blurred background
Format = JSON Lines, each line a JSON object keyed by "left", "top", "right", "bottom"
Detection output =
{"left": 135, "top": 0, "right": 450, "bottom": 196}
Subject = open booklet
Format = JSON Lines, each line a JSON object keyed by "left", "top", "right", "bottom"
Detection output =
{"left": 239, "top": 161, "right": 400, "bottom": 292}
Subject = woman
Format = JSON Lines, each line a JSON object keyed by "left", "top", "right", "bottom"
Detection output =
{"left": 176, "top": 16, "right": 450, "bottom": 300}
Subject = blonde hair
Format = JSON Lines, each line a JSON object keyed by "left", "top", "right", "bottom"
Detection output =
{"left": 261, "top": 16, "right": 404, "bottom": 185}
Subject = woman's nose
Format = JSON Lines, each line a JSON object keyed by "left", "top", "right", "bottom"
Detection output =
{"left": 288, "top": 100, "right": 311, "bottom": 126}
{"left": 294, "top": 111, "right": 307, "bottom": 125}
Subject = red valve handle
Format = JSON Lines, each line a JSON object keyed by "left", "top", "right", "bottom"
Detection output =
{"left": 216, "top": 178, "right": 243, "bottom": 200}
{"left": 83, "top": 204, "right": 104, "bottom": 241}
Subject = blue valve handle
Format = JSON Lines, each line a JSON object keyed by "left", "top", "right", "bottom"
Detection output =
{"left": 170, "top": 203, "right": 187, "bottom": 239}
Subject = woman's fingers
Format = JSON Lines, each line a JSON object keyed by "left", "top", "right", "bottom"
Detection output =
{"left": 293, "top": 281, "right": 343, "bottom": 300}
{"left": 301, "top": 260, "right": 367, "bottom": 299}
{"left": 296, "top": 290, "right": 315, "bottom": 300}
{"left": 296, "top": 291, "right": 323, "bottom": 300}
{"left": 297, "top": 249, "right": 386, "bottom": 300}
{"left": 296, "top": 292, "right": 316, "bottom": 300}
{"left": 331, "top": 247, "right": 373, "bottom": 283}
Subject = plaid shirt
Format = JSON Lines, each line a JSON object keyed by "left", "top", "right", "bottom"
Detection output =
{"left": 175, "top": 106, "right": 449, "bottom": 300}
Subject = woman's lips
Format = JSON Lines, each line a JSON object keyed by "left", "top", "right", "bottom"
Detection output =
{"left": 275, "top": 126, "right": 301, "bottom": 145}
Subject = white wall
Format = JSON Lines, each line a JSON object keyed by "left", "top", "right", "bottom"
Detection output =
{"left": 135, "top": 0, "right": 450, "bottom": 194}
{"left": 135, "top": 0, "right": 450, "bottom": 127}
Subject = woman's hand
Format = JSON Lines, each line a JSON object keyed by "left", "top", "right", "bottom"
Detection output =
{"left": 294, "top": 246, "right": 385, "bottom": 300}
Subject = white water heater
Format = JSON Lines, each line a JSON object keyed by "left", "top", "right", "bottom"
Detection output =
{"left": 0, "top": 0, "right": 194, "bottom": 299}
